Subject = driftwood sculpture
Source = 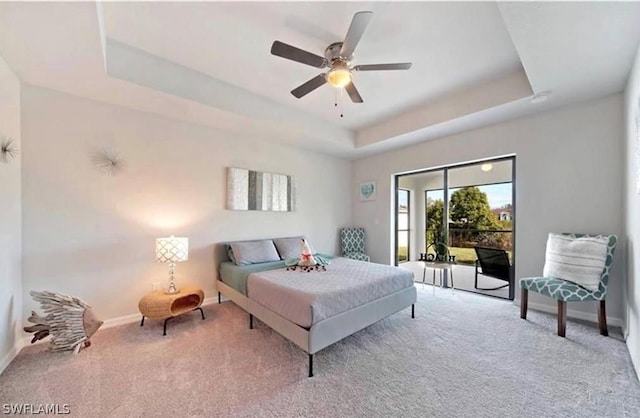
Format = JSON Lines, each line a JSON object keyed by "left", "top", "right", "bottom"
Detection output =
{"left": 24, "top": 291, "right": 103, "bottom": 354}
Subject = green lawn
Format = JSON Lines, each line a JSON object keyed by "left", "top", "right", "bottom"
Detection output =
{"left": 448, "top": 247, "right": 477, "bottom": 265}
{"left": 398, "top": 246, "right": 408, "bottom": 262}
{"left": 398, "top": 246, "right": 511, "bottom": 265}
{"left": 449, "top": 247, "right": 512, "bottom": 265}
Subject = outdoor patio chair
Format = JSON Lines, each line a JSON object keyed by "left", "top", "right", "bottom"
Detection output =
{"left": 519, "top": 234, "right": 617, "bottom": 337}
{"left": 473, "top": 246, "right": 512, "bottom": 291}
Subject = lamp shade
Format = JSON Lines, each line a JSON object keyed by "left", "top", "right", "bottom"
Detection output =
{"left": 155, "top": 236, "right": 189, "bottom": 263}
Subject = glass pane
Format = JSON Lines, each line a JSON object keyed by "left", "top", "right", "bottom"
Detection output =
{"left": 417, "top": 170, "right": 445, "bottom": 261}
{"left": 398, "top": 213, "right": 409, "bottom": 230}
{"left": 425, "top": 189, "right": 445, "bottom": 257}
{"left": 447, "top": 160, "right": 513, "bottom": 265}
{"left": 397, "top": 231, "right": 409, "bottom": 262}
{"left": 397, "top": 189, "right": 410, "bottom": 263}
{"left": 398, "top": 190, "right": 409, "bottom": 210}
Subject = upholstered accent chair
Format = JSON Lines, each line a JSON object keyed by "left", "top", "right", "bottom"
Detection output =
{"left": 340, "top": 228, "right": 370, "bottom": 262}
{"left": 519, "top": 234, "right": 617, "bottom": 337}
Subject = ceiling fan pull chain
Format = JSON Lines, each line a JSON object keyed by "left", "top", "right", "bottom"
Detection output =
{"left": 339, "top": 88, "right": 344, "bottom": 118}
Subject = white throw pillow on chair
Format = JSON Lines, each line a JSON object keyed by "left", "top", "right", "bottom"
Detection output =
{"left": 542, "top": 233, "right": 609, "bottom": 291}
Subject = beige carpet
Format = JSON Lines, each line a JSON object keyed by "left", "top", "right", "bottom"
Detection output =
{"left": 1, "top": 287, "right": 639, "bottom": 417}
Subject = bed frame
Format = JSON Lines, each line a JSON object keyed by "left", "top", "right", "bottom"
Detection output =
{"left": 216, "top": 279, "right": 416, "bottom": 377}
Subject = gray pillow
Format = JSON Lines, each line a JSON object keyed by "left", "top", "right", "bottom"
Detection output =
{"left": 229, "top": 240, "right": 280, "bottom": 265}
{"left": 273, "top": 237, "right": 315, "bottom": 259}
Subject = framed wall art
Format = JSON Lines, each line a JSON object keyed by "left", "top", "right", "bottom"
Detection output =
{"left": 359, "top": 181, "right": 376, "bottom": 201}
{"left": 227, "top": 167, "right": 295, "bottom": 211}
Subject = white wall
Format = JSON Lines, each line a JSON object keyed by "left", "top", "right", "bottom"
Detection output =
{"left": 0, "top": 55, "right": 21, "bottom": 373}
{"left": 623, "top": 43, "right": 640, "bottom": 376}
{"left": 353, "top": 95, "right": 625, "bottom": 322}
{"left": 21, "top": 85, "right": 352, "bottom": 321}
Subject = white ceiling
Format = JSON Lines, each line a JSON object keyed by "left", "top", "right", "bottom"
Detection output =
{"left": 101, "top": 1, "right": 523, "bottom": 130}
{"left": 0, "top": 2, "right": 638, "bottom": 159}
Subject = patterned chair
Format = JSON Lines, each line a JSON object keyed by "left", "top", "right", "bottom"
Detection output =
{"left": 519, "top": 234, "right": 617, "bottom": 337}
{"left": 340, "top": 228, "right": 370, "bottom": 262}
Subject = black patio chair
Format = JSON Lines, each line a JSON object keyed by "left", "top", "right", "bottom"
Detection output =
{"left": 474, "top": 246, "right": 512, "bottom": 291}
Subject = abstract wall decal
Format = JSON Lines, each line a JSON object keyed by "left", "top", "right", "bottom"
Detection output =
{"left": 92, "top": 149, "right": 123, "bottom": 175}
{"left": 227, "top": 167, "right": 295, "bottom": 211}
{"left": 0, "top": 137, "right": 18, "bottom": 164}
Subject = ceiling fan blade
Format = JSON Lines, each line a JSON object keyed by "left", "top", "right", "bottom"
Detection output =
{"left": 340, "top": 11, "right": 373, "bottom": 58}
{"left": 344, "top": 81, "right": 363, "bottom": 103}
{"left": 291, "top": 74, "right": 327, "bottom": 98}
{"left": 353, "top": 63, "right": 413, "bottom": 71}
{"left": 271, "top": 41, "right": 327, "bottom": 68}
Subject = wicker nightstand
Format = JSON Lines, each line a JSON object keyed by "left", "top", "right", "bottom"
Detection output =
{"left": 138, "top": 286, "right": 205, "bottom": 335}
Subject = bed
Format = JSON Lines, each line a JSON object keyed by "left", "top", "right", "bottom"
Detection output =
{"left": 216, "top": 239, "right": 417, "bottom": 377}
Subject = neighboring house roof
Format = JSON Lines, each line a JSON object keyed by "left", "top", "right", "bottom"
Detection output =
{"left": 492, "top": 207, "right": 513, "bottom": 215}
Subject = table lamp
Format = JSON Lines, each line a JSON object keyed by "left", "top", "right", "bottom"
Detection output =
{"left": 155, "top": 236, "right": 189, "bottom": 294}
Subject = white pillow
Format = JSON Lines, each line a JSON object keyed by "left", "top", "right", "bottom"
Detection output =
{"left": 273, "top": 237, "right": 315, "bottom": 259}
{"left": 542, "top": 233, "right": 609, "bottom": 291}
{"left": 229, "top": 240, "right": 280, "bottom": 265}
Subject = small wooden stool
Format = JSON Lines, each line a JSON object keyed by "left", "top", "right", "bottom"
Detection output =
{"left": 138, "top": 287, "right": 205, "bottom": 335}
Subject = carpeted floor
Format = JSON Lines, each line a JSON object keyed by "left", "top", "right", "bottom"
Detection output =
{"left": 1, "top": 286, "right": 639, "bottom": 417}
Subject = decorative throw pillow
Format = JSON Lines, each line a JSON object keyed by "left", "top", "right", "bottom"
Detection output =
{"left": 229, "top": 240, "right": 280, "bottom": 265}
{"left": 273, "top": 237, "right": 315, "bottom": 259}
{"left": 542, "top": 233, "right": 609, "bottom": 291}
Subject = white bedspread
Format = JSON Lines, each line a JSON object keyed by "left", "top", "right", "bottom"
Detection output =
{"left": 247, "top": 257, "right": 414, "bottom": 328}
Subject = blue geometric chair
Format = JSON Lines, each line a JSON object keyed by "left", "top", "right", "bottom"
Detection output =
{"left": 519, "top": 234, "right": 617, "bottom": 337}
{"left": 340, "top": 228, "right": 370, "bottom": 262}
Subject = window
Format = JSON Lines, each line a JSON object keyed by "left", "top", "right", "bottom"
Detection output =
{"left": 397, "top": 189, "right": 410, "bottom": 263}
{"left": 425, "top": 189, "right": 444, "bottom": 256}
{"left": 446, "top": 181, "right": 513, "bottom": 266}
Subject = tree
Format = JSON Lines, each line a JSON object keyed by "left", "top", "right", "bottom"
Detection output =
{"left": 425, "top": 199, "right": 446, "bottom": 257}
{"left": 448, "top": 187, "right": 505, "bottom": 248}
{"left": 449, "top": 187, "right": 500, "bottom": 230}
{"left": 426, "top": 198, "right": 443, "bottom": 233}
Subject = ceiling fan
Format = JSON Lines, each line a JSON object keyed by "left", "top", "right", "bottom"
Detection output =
{"left": 270, "top": 11, "right": 412, "bottom": 103}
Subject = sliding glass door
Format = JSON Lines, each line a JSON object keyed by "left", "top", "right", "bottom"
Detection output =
{"left": 394, "top": 157, "right": 515, "bottom": 300}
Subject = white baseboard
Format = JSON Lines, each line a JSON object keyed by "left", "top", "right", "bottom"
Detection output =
{"left": 0, "top": 338, "right": 25, "bottom": 376}
{"left": 20, "top": 296, "right": 220, "bottom": 349}
{"left": 101, "top": 295, "right": 219, "bottom": 329}
{"left": 523, "top": 301, "right": 622, "bottom": 328}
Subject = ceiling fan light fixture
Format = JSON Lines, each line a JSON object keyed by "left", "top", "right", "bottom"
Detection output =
{"left": 327, "top": 68, "right": 352, "bottom": 88}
